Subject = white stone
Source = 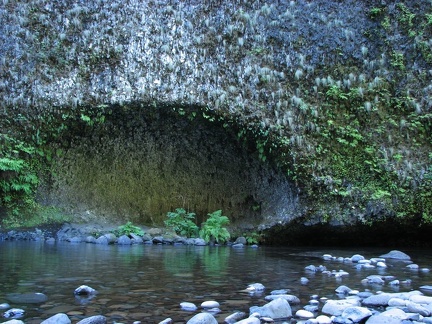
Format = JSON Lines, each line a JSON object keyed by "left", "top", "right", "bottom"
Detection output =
{"left": 201, "top": 300, "right": 220, "bottom": 309}
{"left": 316, "top": 315, "right": 332, "bottom": 324}
{"left": 296, "top": 309, "right": 314, "bottom": 319}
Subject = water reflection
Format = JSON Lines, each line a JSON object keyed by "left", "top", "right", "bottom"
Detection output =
{"left": 0, "top": 242, "right": 431, "bottom": 323}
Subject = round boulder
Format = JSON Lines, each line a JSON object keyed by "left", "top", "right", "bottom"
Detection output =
{"left": 186, "top": 313, "right": 218, "bottom": 324}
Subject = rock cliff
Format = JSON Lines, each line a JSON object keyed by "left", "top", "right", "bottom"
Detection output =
{"left": 1, "top": 0, "right": 431, "bottom": 243}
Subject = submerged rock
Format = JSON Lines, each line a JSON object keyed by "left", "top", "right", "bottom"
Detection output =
{"left": 249, "top": 298, "right": 292, "bottom": 319}
{"left": 379, "top": 250, "right": 411, "bottom": 260}
{"left": 6, "top": 292, "right": 48, "bottom": 304}
{"left": 41, "top": 313, "right": 71, "bottom": 324}
{"left": 186, "top": 313, "right": 217, "bottom": 324}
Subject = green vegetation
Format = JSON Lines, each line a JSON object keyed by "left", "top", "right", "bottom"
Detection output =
{"left": 199, "top": 210, "right": 230, "bottom": 243}
{"left": 114, "top": 221, "right": 145, "bottom": 236}
{"left": 164, "top": 208, "right": 198, "bottom": 238}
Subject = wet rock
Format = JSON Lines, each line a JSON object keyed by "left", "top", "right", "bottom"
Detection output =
{"left": 406, "top": 263, "right": 419, "bottom": 270}
{"left": 3, "top": 308, "right": 25, "bottom": 319}
{"left": 74, "top": 285, "right": 97, "bottom": 295}
{"left": 130, "top": 233, "right": 143, "bottom": 244}
{"left": 406, "top": 301, "right": 431, "bottom": 316}
{"left": 117, "top": 235, "right": 132, "bottom": 245}
{"left": 339, "top": 306, "right": 372, "bottom": 323}
{"left": 365, "top": 275, "right": 385, "bottom": 284}
{"left": 365, "top": 308, "right": 408, "bottom": 323}
{"left": 6, "top": 292, "right": 48, "bottom": 303}
{"left": 362, "top": 293, "right": 392, "bottom": 306}
{"left": 224, "top": 311, "right": 246, "bottom": 323}
{"left": 186, "top": 313, "right": 217, "bottom": 324}
{"left": 41, "top": 313, "right": 71, "bottom": 324}
{"left": 301, "top": 277, "right": 309, "bottom": 285}
{"left": 419, "top": 286, "right": 432, "bottom": 292}
{"left": 85, "top": 236, "right": 97, "bottom": 243}
{"left": 232, "top": 243, "right": 244, "bottom": 248}
{"left": 0, "top": 303, "right": 10, "bottom": 310}
{"left": 234, "top": 317, "right": 260, "bottom": 324}
{"left": 158, "top": 318, "right": 172, "bottom": 324}
{"left": 335, "top": 285, "right": 352, "bottom": 294}
{"left": 76, "top": 315, "right": 107, "bottom": 324}
{"left": 379, "top": 250, "right": 411, "bottom": 260}
{"left": 180, "top": 302, "right": 197, "bottom": 311}
{"left": 388, "top": 297, "right": 406, "bottom": 306}
{"left": 321, "top": 299, "right": 360, "bottom": 316}
{"left": 234, "top": 236, "right": 247, "bottom": 245}
{"left": 315, "top": 315, "right": 332, "bottom": 324}
{"left": 68, "top": 236, "right": 82, "bottom": 243}
{"left": 194, "top": 238, "right": 207, "bottom": 246}
{"left": 247, "top": 283, "right": 265, "bottom": 291}
{"left": 409, "top": 294, "right": 432, "bottom": 304}
{"left": 201, "top": 300, "right": 220, "bottom": 309}
{"left": 264, "top": 294, "right": 300, "bottom": 304}
{"left": 1, "top": 320, "right": 25, "bottom": 324}
{"left": 296, "top": 309, "right": 314, "bottom": 319}
{"left": 249, "top": 297, "right": 292, "bottom": 319}
{"left": 271, "top": 289, "right": 289, "bottom": 295}
{"left": 351, "top": 254, "right": 365, "bottom": 262}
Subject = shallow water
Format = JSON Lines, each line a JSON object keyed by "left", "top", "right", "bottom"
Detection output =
{"left": 1, "top": 242, "right": 432, "bottom": 323}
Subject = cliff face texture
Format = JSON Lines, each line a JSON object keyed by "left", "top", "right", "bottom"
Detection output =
{"left": 1, "top": 0, "right": 431, "bottom": 243}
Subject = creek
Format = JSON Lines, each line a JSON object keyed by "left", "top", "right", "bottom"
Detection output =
{"left": 1, "top": 242, "right": 431, "bottom": 323}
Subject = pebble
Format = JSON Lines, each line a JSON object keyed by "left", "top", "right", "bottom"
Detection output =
{"left": 296, "top": 309, "right": 314, "bottom": 319}
{"left": 179, "top": 302, "right": 197, "bottom": 311}
{"left": 200, "top": 300, "right": 220, "bottom": 309}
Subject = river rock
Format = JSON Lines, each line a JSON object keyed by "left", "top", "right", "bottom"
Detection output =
{"left": 69, "top": 236, "right": 82, "bottom": 243}
{"left": 74, "top": 285, "right": 97, "bottom": 295}
{"left": 158, "top": 318, "right": 172, "bottom": 324}
{"left": 249, "top": 297, "right": 292, "bottom": 319}
{"left": 409, "top": 294, "right": 432, "bottom": 304}
{"left": 335, "top": 285, "right": 352, "bottom": 294}
{"left": 180, "top": 302, "right": 197, "bottom": 311}
{"left": 130, "top": 233, "right": 143, "bottom": 244}
{"left": 388, "top": 297, "right": 406, "bottom": 306}
{"left": 41, "top": 313, "right": 71, "bottom": 324}
{"left": 233, "top": 317, "right": 260, "bottom": 324}
{"left": 6, "top": 292, "right": 48, "bottom": 304}
{"left": 315, "top": 315, "right": 332, "bottom": 324}
{"left": 85, "top": 236, "right": 97, "bottom": 243}
{"left": 365, "top": 308, "right": 408, "bottom": 323}
{"left": 201, "top": 300, "right": 220, "bottom": 309}
{"left": 76, "top": 315, "right": 107, "bottom": 324}
{"left": 362, "top": 293, "right": 392, "bottom": 306}
{"left": 264, "top": 294, "right": 300, "bottom": 304}
{"left": 186, "top": 313, "right": 218, "bottom": 324}
{"left": 1, "top": 321, "right": 25, "bottom": 324}
{"left": 0, "top": 303, "right": 10, "bottom": 310}
{"left": 351, "top": 254, "right": 365, "bottom": 262}
{"left": 406, "top": 263, "right": 419, "bottom": 270}
{"left": 379, "top": 250, "right": 411, "bottom": 260}
{"left": 234, "top": 236, "right": 247, "bottom": 245}
{"left": 3, "top": 308, "right": 25, "bottom": 319}
{"left": 365, "top": 275, "right": 385, "bottom": 284}
{"left": 321, "top": 299, "right": 360, "bottom": 316}
{"left": 247, "top": 283, "right": 265, "bottom": 291}
{"left": 95, "top": 236, "right": 109, "bottom": 244}
{"left": 117, "top": 235, "right": 132, "bottom": 245}
{"left": 296, "top": 309, "right": 314, "bottom": 319}
{"left": 339, "top": 306, "right": 372, "bottom": 323}
{"left": 406, "top": 301, "right": 431, "bottom": 316}
{"left": 224, "top": 311, "right": 247, "bottom": 323}
{"left": 194, "top": 238, "right": 207, "bottom": 246}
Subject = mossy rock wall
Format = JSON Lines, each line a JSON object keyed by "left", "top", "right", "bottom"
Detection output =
{"left": 42, "top": 104, "right": 302, "bottom": 226}
{"left": 1, "top": 0, "right": 431, "bottom": 235}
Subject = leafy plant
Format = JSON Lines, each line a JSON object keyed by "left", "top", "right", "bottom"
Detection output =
{"left": 114, "top": 221, "right": 144, "bottom": 236}
{"left": 199, "top": 210, "right": 230, "bottom": 244}
{"left": 164, "top": 208, "right": 198, "bottom": 238}
{"left": 243, "top": 231, "right": 261, "bottom": 245}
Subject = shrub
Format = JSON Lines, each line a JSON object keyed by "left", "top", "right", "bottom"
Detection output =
{"left": 164, "top": 208, "right": 198, "bottom": 238}
{"left": 114, "top": 221, "right": 144, "bottom": 236}
{"left": 199, "top": 210, "right": 230, "bottom": 244}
